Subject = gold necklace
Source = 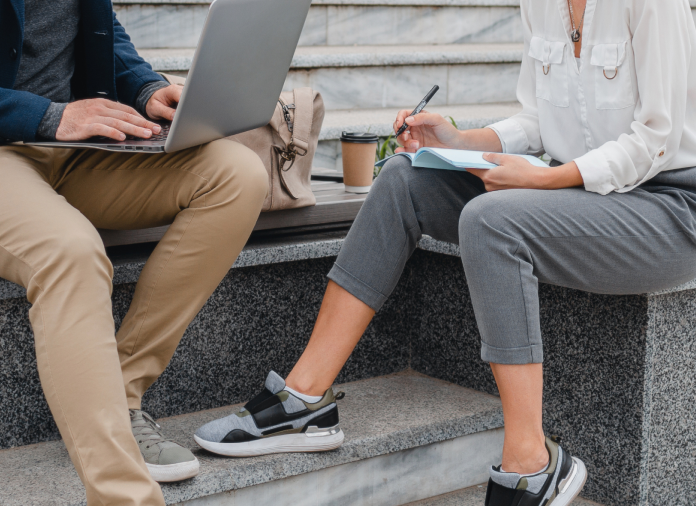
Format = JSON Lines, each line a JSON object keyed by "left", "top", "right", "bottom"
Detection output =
{"left": 567, "top": 0, "right": 586, "bottom": 43}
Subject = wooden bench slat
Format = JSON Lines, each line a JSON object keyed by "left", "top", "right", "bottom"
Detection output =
{"left": 98, "top": 183, "right": 367, "bottom": 247}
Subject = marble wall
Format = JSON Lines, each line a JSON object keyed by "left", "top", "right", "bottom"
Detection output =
{"left": 284, "top": 62, "right": 520, "bottom": 110}
{"left": 112, "top": 4, "right": 523, "bottom": 49}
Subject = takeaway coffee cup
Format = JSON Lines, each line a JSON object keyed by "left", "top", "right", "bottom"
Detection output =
{"left": 341, "top": 132, "right": 379, "bottom": 193}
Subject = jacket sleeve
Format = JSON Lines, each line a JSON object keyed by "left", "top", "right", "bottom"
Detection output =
{"left": 112, "top": 12, "right": 167, "bottom": 108}
{"left": 486, "top": 0, "right": 543, "bottom": 156}
{"left": 0, "top": 87, "right": 51, "bottom": 143}
{"left": 574, "top": 0, "right": 693, "bottom": 195}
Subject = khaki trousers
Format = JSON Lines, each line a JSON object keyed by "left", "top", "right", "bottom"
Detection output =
{"left": 0, "top": 140, "right": 267, "bottom": 505}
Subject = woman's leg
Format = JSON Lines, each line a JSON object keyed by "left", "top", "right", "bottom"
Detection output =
{"left": 459, "top": 180, "right": 696, "bottom": 478}
{"left": 285, "top": 156, "right": 486, "bottom": 395}
{"left": 490, "top": 363, "right": 548, "bottom": 474}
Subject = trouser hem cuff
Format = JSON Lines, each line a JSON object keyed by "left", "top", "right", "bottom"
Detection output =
{"left": 327, "top": 263, "right": 387, "bottom": 311}
{"left": 481, "top": 342, "right": 544, "bottom": 364}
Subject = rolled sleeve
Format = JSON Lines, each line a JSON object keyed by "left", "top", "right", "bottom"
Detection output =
{"left": 574, "top": 149, "right": 615, "bottom": 195}
{"left": 487, "top": 118, "right": 530, "bottom": 155}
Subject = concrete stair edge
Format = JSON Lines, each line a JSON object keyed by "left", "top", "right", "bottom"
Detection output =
{"left": 402, "top": 484, "right": 604, "bottom": 506}
{"left": 113, "top": 0, "right": 523, "bottom": 5}
{"left": 112, "top": 0, "right": 696, "bottom": 7}
{"left": 137, "top": 44, "right": 523, "bottom": 72}
{"left": 0, "top": 372, "right": 505, "bottom": 506}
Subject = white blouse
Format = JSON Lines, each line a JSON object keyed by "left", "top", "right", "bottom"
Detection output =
{"left": 488, "top": 0, "right": 696, "bottom": 195}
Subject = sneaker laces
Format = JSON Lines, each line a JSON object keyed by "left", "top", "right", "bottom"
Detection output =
{"left": 130, "top": 410, "right": 173, "bottom": 450}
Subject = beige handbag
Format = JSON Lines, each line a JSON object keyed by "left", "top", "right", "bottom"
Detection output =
{"left": 160, "top": 74, "right": 324, "bottom": 212}
{"left": 229, "top": 88, "right": 324, "bottom": 212}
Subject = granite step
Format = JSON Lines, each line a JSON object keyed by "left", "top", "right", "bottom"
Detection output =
{"left": 140, "top": 43, "right": 523, "bottom": 110}
{"left": 315, "top": 102, "right": 522, "bottom": 171}
{"left": 113, "top": 0, "right": 524, "bottom": 49}
{"left": 0, "top": 371, "right": 505, "bottom": 506}
{"left": 402, "top": 484, "right": 603, "bottom": 506}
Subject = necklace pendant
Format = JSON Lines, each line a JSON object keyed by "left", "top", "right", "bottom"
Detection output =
{"left": 571, "top": 30, "right": 581, "bottom": 42}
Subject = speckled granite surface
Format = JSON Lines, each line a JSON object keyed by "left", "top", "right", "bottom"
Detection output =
{"left": 404, "top": 484, "right": 602, "bottom": 506}
{"left": 0, "top": 372, "right": 504, "bottom": 506}
{"left": 2, "top": 235, "right": 696, "bottom": 505}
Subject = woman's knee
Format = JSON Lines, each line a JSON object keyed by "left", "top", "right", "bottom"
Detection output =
{"left": 458, "top": 192, "right": 523, "bottom": 261}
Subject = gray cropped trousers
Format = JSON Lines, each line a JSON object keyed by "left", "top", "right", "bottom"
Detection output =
{"left": 327, "top": 156, "right": 696, "bottom": 364}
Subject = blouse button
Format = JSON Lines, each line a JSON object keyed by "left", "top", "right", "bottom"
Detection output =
{"left": 659, "top": 150, "right": 665, "bottom": 157}
{"left": 9, "top": 47, "right": 17, "bottom": 60}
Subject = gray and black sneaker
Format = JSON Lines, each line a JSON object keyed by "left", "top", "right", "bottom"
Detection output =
{"left": 130, "top": 409, "right": 200, "bottom": 482}
{"left": 194, "top": 371, "right": 344, "bottom": 457}
{"left": 485, "top": 437, "right": 587, "bottom": 506}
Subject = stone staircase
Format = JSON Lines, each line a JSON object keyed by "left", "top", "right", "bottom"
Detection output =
{"left": 114, "top": 0, "right": 696, "bottom": 173}
{"left": 114, "top": 0, "right": 528, "bottom": 172}
{"left": 1, "top": 370, "right": 602, "bottom": 506}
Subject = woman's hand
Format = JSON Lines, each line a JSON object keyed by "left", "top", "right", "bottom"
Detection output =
{"left": 393, "top": 111, "right": 462, "bottom": 152}
{"left": 467, "top": 153, "right": 584, "bottom": 191}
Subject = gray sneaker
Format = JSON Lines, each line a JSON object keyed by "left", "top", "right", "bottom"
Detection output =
{"left": 194, "top": 371, "right": 344, "bottom": 457}
{"left": 130, "top": 409, "right": 200, "bottom": 482}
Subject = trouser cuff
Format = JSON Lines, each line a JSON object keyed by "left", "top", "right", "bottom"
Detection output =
{"left": 327, "top": 263, "right": 387, "bottom": 311}
{"left": 481, "top": 342, "right": 544, "bottom": 364}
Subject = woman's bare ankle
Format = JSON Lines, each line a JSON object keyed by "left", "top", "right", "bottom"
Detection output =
{"left": 501, "top": 439, "right": 549, "bottom": 475}
{"left": 284, "top": 373, "right": 327, "bottom": 397}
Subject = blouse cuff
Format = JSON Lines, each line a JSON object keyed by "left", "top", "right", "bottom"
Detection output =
{"left": 486, "top": 118, "right": 530, "bottom": 154}
{"left": 574, "top": 149, "right": 615, "bottom": 195}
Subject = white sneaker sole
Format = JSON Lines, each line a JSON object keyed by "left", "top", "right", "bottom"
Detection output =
{"left": 146, "top": 458, "right": 200, "bottom": 482}
{"left": 194, "top": 426, "right": 345, "bottom": 457}
{"left": 552, "top": 457, "right": 588, "bottom": 506}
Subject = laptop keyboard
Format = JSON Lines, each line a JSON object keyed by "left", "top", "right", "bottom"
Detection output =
{"left": 126, "top": 123, "right": 170, "bottom": 142}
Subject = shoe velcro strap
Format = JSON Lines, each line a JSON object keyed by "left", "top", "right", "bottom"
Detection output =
{"left": 244, "top": 388, "right": 277, "bottom": 414}
{"left": 485, "top": 478, "right": 526, "bottom": 506}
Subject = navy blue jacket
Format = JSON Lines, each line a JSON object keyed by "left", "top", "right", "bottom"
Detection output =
{"left": 0, "top": 0, "right": 167, "bottom": 142}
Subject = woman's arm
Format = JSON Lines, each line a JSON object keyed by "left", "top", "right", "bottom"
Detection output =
{"left": 469, "top": 154, "right": 583, "bottom": 192}
{"left": 394, "top": 111, "right": 503, "bottom": 153}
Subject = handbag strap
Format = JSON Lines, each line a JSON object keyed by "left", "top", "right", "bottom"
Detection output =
{"left": 289, "top": 88, "right": 314, "bottom": 156}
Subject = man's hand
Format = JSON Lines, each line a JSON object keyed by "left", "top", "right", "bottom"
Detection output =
{"left": 56, "top": 99, "right": 162, "bottom": 142}
{"left": 393, "top": 111, "right": 463, "bottom": 152}
{"left": 467, "top": 153, "right": 584, "bottom": 191}
{"left": 146, "top": 85, "right": 183, "bottom": 121}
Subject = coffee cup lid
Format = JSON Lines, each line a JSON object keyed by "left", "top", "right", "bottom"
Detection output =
{"left": 341, "top": 132, "right": 379, "bottom": 144}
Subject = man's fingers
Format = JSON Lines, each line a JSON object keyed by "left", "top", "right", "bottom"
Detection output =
{"left": 151, "top": 101, "right": 176, "bottom": 121}
{"left": 105, "top": 108, "right": 160, "bottom": 132}
{"left": 99, "top": 98, "right": 143, "bottom": 118}
{"left": 99, "top": 117, "right": 153, "bottom": 139}
{"left": 87, "top": 123, "right": 127, "bottom": 141}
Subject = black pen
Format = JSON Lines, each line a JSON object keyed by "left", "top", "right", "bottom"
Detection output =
{"left": 395, "top": 85, "right": 440, "bottom": 138}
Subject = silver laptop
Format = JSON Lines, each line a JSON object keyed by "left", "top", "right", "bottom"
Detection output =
{"left": 28, "top": 0, "right": 312, "bottom": 153}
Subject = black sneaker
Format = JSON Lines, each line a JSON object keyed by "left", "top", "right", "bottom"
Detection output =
{"left": 194, "top": 371, "right": 344, "bottom": 457}
{"left": 485, "top": 437, "right": 587, "bottom": 506}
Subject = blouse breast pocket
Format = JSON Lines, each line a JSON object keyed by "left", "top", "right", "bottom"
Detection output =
{"left": 590, "top": 42, "right": 635, "bottom": 110}
{"left": 529, "top": 37, "right": 569, "bottom": 108}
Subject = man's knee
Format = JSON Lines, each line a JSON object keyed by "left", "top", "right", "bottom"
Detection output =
{"left": 33, "top": 227, "right": 112, "bottom": 293}
{"left": 198, "top": 139, "right": 269, "bottom": 204}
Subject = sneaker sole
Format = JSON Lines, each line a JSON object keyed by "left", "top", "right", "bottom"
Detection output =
{"left": 194, "top": 426, "right": 345, "bottom": 457}
{"left": 551, "top": 457, "right": 588, "bottom": 506}
{"left": 146, "top": 459, "right": 200, "bottom": 482}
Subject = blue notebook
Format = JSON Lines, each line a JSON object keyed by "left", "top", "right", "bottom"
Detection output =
{"left": 375, "top": 148, "right": 548, "bottom": 171}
